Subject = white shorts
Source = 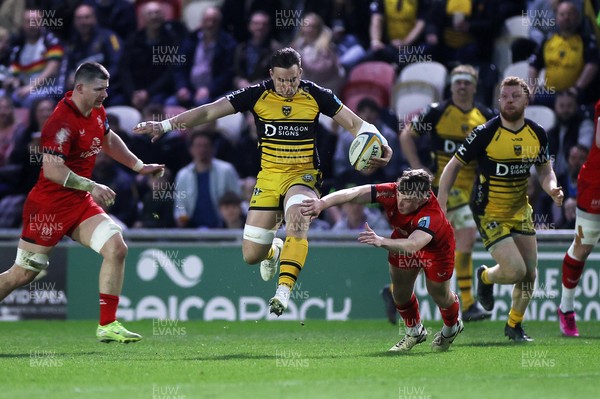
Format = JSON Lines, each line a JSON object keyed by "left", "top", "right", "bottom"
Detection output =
{"left": 575, "top": 208, "right": 600, "bottom": 246}
{"left": 447, "top": 204, "right": 476, "bottom": 230}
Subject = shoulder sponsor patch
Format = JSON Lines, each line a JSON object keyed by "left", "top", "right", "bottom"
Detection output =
{"left": 417, "top": 216, "right": 430, "bottom": 229}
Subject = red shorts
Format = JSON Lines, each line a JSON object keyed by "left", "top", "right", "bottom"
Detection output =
{"left": 577, "top": 169, "right": 600, "bottom": 214}
{"left": 21, "top": 194, "right": 105, "bottom": 247}
{"left": 388, "top": 252, "right": 454, "bottom": 283}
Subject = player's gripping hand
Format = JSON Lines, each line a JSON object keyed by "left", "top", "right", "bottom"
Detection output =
{"left": 358, "top": 223, "right": 384, "bottom": 247}
{"left": 300, "top": 198, "right": 325, "bottom": 221}
{"left": 133, "top": 121, "right": 165, "bottom": 143}
{"left": 368, "top": 143, "right": 393, "bottom": 169}
{"left": 91, "top": 183, "right": 116, "bottom": 207}
{"left": 549, "top": 186, "right": 564, "bottom": 207}
{"left": 138, "top": 163, "right": 166, "bottom": 178}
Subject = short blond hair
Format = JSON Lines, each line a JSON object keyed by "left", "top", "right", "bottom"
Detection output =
{"left": 500, "top": 76, "right": 530, "bottom": 97}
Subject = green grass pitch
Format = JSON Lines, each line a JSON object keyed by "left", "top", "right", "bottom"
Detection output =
{"left": 2, "top": 320, "right": 599, "bottom": 399}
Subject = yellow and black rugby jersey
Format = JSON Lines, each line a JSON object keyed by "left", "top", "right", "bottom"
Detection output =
{"left": 411, "top": 100, "right": 495, "bottom": 202}
{"left": 226, "top": 80, "right": 343, "bottom": 173}
{"left": 530, "top": 32, "right": 599, "bottom": 91}
{"left": 455, "top": 116, "right": 550, "bottom": 218}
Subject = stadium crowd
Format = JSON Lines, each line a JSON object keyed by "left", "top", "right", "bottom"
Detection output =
{"left": 0, "top": 0, "right": 599, "bottom": 230}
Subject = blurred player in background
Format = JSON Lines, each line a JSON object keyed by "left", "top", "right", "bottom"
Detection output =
{"left": 557, "top": 99, "right": 600, "bottom": 337}
{"left": 398, "top": 64, "right": 495, "bottom": 322}
{"left": 439, "top": 77, "right": 564, "bottom": 341}
{"left": 0, "top": 62, "right": 164, "bottom": 342}
{"left": 134, "top": 47, "right": 392, "bottom": 316}
{"left": 301, "top": 169, "right": 463, "bottom": 352}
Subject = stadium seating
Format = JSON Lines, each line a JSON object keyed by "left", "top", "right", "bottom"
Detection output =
{"left": 391, "top": 81, "right": 438, "bottom": 120}
{"left": 398, "top": 61, "right": 447, "bottom": 100}
{"left": 503, "top": 61, "right": 530, "bottom": 80}
{"left": 105, "top": 105, "right": 142, "bottom": 134}
{"left": 341, "top": 61, "right": 396, "bottom": 112}
{"left": 525, "top": 105, "right": 556, "bottom": 131}
{"left": 493, "top": 15, "right": 531, "bottom": 74}
{"left": 342, "top": 80, "right": 389, "bottom": 112}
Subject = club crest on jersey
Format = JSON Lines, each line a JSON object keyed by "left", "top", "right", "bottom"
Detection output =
{"left": 302, "top": 174, "right": 313, "bottom": 182}
{"left": 417, "top": 216, "right": 430, "bottom": 228}
{"left": 282, "top": 106, "right": 292, "bottom": 117}
{"left": 514, "top": 145, "right": 522, "bottom": 156}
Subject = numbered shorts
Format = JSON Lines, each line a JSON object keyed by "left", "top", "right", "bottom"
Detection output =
{"left": 21, "top": 194, "right": 105, "bottom": 247}
{"left": 249, "top": 169, "right": 322, "bottom": 211}
{"left": 473, "top": 204, "right": 535, "bottom": 250}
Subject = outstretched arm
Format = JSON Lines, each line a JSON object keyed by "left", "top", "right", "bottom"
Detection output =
{"left": 133, "top": 97, "right": 236, "bottom": 142}
{"left": 102, "top": 130, "right": 164, "bottom": 176}
{"left": 300, "top": 184, "right": 373, "bottom": 220}
{"left": 358, "top": 223, "right": 433, "bottom": 253}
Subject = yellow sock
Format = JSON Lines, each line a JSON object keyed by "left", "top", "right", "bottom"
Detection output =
{"left": 507, "top": 308, "right": 524, "bottom": 328}
{"left": 278, "top": 237, "right": 308, "bottom": 289}
{"left": 481, "top": 268, "right": 493, "bottom": 285}
{"left": 455, "top": 251, "right": 474, "bottom": 310}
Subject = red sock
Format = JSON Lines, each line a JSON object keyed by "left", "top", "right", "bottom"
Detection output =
{"left": 439, "top": 293, "right": 460, "bottom": 327}
{"left": 562, "top": 253, "right": 585, "bottom": 289}
{"left": 99, "top": 293, "right": 119, "bottom": 326}
{"left": 396, "top": 294, "right": 420, "bottom": 327}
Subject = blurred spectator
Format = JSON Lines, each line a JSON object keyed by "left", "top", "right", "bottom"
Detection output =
{"left": 424, "top": 0, "right": 501, "bottom": 68}
{"left": 217, "top": 191, "right": 246, "bottom": 229}
{"left": 3, "top": 9, "right": 64, "bottom": 108}
{"left": 119, "top": 1, "right": 181, "bottom": 110}
{"left": 233, "top": 11, "right": 282, "bottom": 90}
{"left": 366, "top": 0, "right": 428, "bottom": 66}
{"left": 529, "top": 0, "right": 600, "bottom": 49}
{"left": 220, "top": 0, "right": 279, "bottom": 44}
{"left": 331, "top": 18, "right": 366, "bottom": 71}
{"left": 92, "top": 151, "right": 139, "bottom": 227}
{"left": 64, "top": 4, "right": 124, "bottom": 105}
{"left": 0, "top": 96, "right": 22, "bottom": 167}
{"left": 331, "top": 201, "right": 390, "bottom": 232}
{"left": 83, "top": 0, "right": 137, "bottom": 42}
{"left": 0, "top": 0, "right": 25, "bottom": 37}
{"left": 0, "top": 97, "right": 56, "bottom": 226}
{"left": 290, "top": 12, "right": 345, "bottom": 96}
{"left": 529, "top": 1, "right": 599, "bottom": 107}
{"left": 0, "top": 27, "right": 11, "bottom": 81}
{"left": 170, "top": 6, "right": 237, "bottom": 107}
{"left": 547, "top": 90, "right": 594, "bottom": 177}
{"left": 173, "top": 130, "right": 241, "bottom": 228}
{"left": 135, "top": 167, "right": 176, "bottom": 228}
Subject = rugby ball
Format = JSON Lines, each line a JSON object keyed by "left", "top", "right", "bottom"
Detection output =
{"left": 349, "top": 132, "right": 383, "bottom": 171}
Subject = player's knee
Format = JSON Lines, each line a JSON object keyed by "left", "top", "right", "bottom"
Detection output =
{"left": 90, "top": 219, "right": 123, "bottom": 254}
{"left": 15, "top": 249, "right": 49, "bottom": 278}
{"left": 104, "top": 239, "right": 128, "bottom": 262}
{"left": 508, "top": 266, "right": 527, "bottom": 282}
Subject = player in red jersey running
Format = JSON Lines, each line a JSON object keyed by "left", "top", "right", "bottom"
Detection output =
{"left": 301, "top": 169, "right": 463, "bottom": 352}
{"left": 558, "top": 99, "right": 600, "bottom": 337}
{"left": 0, "top": 62, "right": 164, "bottom": 343}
